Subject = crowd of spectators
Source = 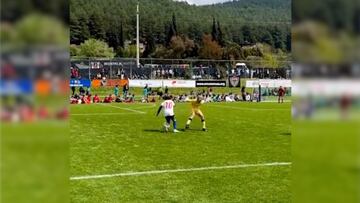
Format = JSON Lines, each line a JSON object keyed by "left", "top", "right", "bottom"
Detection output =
{"left": 71, "top": 62, "right": 290, "bottom": 80}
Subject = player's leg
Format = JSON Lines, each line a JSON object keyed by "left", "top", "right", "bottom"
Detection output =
{"left": 281, "top": 96, "right": 284, "bottom": 103}
{"left": 164, "top": 116, "right": 171, "bottom": 132}
{"left": 196, "top": 110, "right": 207, "bottom": 131}
{"left": 185, "top": 111, "right": 195, "bottom": 129}
{"left": 172, "top": 116, "right": 179, "bottom": 133}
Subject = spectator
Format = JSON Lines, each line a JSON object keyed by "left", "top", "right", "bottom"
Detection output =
{"left": 103, "top": 94, "right": 113, "bottom": 103}
{"left": 123, "top": 84, "right": 129, "bottom": 98}
{"left": 114, "top": 85, "right": 119, "bottom": 97}
{"left": 93, "top": 94, "right": 100, "bottom": 103}
{"left": 241, "top": 86, "right": 246, "bottom": 101}
{"left": 79, "top": 86, "right": 85, "bottom": 96}
{"left": 143, "top": 85, "right": 149, "bottom": 99}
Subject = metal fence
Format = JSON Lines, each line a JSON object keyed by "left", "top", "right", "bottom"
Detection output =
{"left": 70, "top": 58, "right": 292, "bottom": 80}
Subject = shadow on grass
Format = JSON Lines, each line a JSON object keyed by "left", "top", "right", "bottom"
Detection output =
{"left": 143, "top": 129, "right": 203, "bottom": 133}
{"left": 280, "top": 132, "right": 291, "bottom": 136}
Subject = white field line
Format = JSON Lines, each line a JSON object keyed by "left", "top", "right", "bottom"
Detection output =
{"left": 72, "top": 112, "right": 139, "bottom": 116}
{"left": 208, "top": 104, "right": 290, "bottom": 111}
{"left": 261, "top": 100, "right": 291, "bottom": 103}
{"left": 70, "top": 162, "right": 291, "bottom": 181}
{"left": 97, "top": 103, "right": 146, "bottom": 114}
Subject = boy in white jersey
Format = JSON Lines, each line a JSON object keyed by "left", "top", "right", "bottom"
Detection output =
{"left": 156, "top": 95, "right": 179, "bottom": 133}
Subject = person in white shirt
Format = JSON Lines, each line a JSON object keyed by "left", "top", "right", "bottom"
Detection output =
{"left": 156, "top": 95, "right": 179, "bottom": 133}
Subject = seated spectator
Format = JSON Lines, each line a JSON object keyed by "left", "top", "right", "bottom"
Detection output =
{"left": 55, "top": 107, "right": 69, "bottom": 120}
{"left": 87, "top": 94, "right": 92, "bottom": 103}
{"left": 81, "top": 95, "right": 90, "bottom": 104}
{"left": 38, "top": 106, "right": 50, "bottom": 119}
{"left": 79, "top": 86, "right": 86, "bottom": 95}
{"left": 115, "top": 97, "right": 122, "bottom": 103}
{"left": 93, "top": 94, "right": 100, "bottom": 103}
{"left": 103, "top": 94, "right": 113, "bottom": 103}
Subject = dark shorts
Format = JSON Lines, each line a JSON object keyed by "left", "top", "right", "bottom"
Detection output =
{"left": 165, "top": 115, "right": 176, "bottom": 123}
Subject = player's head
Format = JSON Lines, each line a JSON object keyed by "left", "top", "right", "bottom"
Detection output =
{"left": 162, "top": 95, "right": 170, "bottom": 100}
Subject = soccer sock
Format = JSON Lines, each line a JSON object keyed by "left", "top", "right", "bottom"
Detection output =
{"left": 173, "top": 120, "right": 177, "bottom": 129}
{"left": 186, "top": 118, "right": 192, "bottom": 125}
{"left": 202, "top": 119, "right": 206, "bottom": 129}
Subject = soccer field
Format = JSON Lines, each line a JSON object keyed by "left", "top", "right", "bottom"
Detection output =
{"left": 70, "top": 102, "right": 291, "bottom": 202}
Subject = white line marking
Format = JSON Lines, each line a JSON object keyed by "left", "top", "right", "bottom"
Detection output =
{"left": 97, "top": 103, "right": 146, "bottom": 114}
{"left": 70, "top": 162, "right": 291, "bottom": 181}
{"left": 71, "top": 112, "right": 139, "bottom": 116}
{"left": 209, "top": 104, "right": 289, "bottom": 111}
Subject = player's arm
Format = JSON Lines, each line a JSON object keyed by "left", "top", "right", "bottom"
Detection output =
{"left": 156, "top": 105, "right": 163, "bottom": 116}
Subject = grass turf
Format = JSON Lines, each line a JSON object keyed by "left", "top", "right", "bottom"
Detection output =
{"left": 70, "top": 101, "right": 291, "bottom": 202}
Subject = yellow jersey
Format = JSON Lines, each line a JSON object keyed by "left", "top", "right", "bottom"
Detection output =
{"left": 186, "top": 97, "right": 204, "bottom": 110}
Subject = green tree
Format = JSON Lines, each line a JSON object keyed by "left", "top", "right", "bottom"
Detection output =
{"left": 211, "top": 17, "right": 218, "bottom": 42}
{"left": 88, "top": 12, "right": 106, "bottom": 40}
{"left": 123, "top": 44, "right": 137, "bottom": 58}
{"left": 217, "top": 20, "right": 225, "bottom": 46}
{"left": 78, "top": 38, "right": 115, "bottom": 58}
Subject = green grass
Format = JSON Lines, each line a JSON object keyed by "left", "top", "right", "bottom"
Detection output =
{"left": 292, "top": 120, "right": 360, "bottom": 203}
{"left": 70, "top": 102, "right": 291, "bottom": 202}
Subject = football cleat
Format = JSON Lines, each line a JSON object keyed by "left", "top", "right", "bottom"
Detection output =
{"left": 173, "top": 129, "right": 180, "bottom": 133}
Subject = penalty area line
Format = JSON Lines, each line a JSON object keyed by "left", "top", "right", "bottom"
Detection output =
{"left": 70, "top": 162, "right": 291, "bottom": 181}
{"left": 97, "top": 103, "right": 146, "bottom": 114}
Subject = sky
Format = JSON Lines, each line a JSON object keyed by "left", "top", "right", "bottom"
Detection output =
{"left": 175, "top": 0, "right": 229, "bottom": 5}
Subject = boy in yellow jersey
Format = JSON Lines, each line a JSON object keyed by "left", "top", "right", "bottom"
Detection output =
{"left": 185, "top": 95, "right": 207, "bottom": 131}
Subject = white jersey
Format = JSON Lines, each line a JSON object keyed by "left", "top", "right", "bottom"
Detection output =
{"left": 161, "top": 100, "right": 175, "bottom": 116}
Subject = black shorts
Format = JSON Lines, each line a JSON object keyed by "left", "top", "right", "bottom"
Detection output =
{"left": 165, "top": 115, "right": 176, "bottom": 123}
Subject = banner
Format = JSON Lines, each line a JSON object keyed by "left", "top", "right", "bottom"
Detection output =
{"left": 195, "top": 80, "right": 226, "bottom": 87}
{"left": 92, "top": 79, "right": 128, "bottom": 87}
{"left": 246, "top": 79, "right": 291, "bottom": 88}
{"left": 70, "top": 79, "right": 91, "bottom": 87}
{"left": 0, "top": 79, "right": 33, "bottom": 95}
{"left": 129, "top": 80, "right": 195, "bottom": 88}
{"left": 228, "top": 76, "right": 241, "bottom": 87}
{"left": 129, "top": 80, "right": 163, "bottom": 87}
{"left": 163, "top": 80, "right": 195, "bottom": 88}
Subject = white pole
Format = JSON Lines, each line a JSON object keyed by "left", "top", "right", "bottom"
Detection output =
{"left": 136, "top": 2, "right": 140, "bottom": 68}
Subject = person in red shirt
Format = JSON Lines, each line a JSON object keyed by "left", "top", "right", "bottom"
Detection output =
{"left": 278, "top": 86, "right": 285, "bottom": 103}
{"left": 93, "top": 94, "right": 100, "bottom": 103}
{"left": 38, "top": 105, "right": 50, "bottom": 119}
{"left": 81, "top": 95, "right": 90, "bottom": 104}
{"left": 87, "top": 94, "right": 92, "bottom": 103}
{"left": 103, "top": 94, "right": 113, "bottom": 103}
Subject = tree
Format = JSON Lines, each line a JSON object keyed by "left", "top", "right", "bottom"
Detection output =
{"left": 87, "top": 12, "right": 106, "bottom": 40}
{"left": 77, "top": 38, "right": 115, "bottom": 58}
{"left": 217, "top": 20, "right": 225, "bottom": 46}
{"left": 224, "top": 42, "right": 242, "bottom": 60}
{"left": 199, "top": 34, "right": 222, "bottom": 59}
{"left": 172, "top": 13, "right": 177, "bottom": 34}
{"left": 70, "top": 44, "right": 80, "bottom": 56}
{"left": 123, "top": 44, "right": 137, "bottom": 58}
{"left": 211, "top": 17, "right": 218, "bottom": 42}
{"left": 272, "top": 26, "right": 285, "bottom": 50}
{"left": 165, "top": 13, "right": 178, "bottom": 46}
{"left": 106, "top": 21, "right": 124, "bottom": 53}
{"left": 261, "top": 30, "right": 274, "bottom": 47}
{"left": 143, "top": 34, "right": 156, "bottom": 58}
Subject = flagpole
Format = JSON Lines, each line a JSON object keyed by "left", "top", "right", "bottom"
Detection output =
{"left": 136, "top": 2, "right": 140, "bottom": 68}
